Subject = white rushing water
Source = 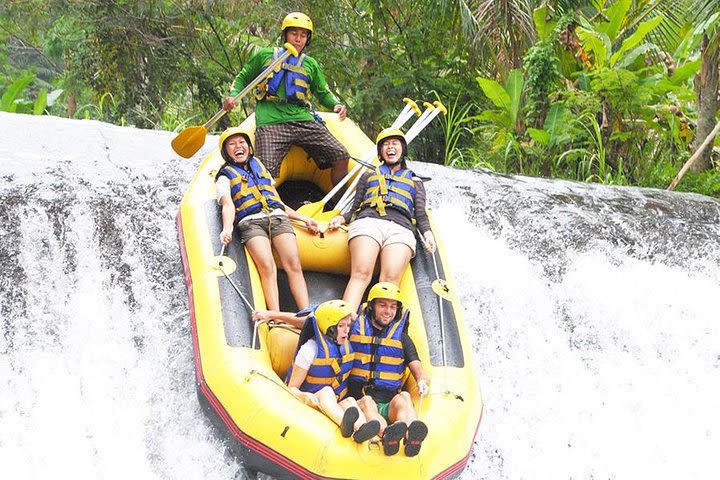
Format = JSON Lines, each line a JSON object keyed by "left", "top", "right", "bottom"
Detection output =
{"left": 1, "top": 112, "right": 719, "bottom": 479}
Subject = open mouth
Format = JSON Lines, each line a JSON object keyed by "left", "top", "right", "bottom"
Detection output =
{"left": 385, "top": 149, "right": 399, "bottom": 162}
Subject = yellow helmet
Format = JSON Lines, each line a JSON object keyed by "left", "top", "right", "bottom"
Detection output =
{"left": 367, "top": 282, "right": 403, "bottom": 304}
{"left": 281, "top": 12, "right": 314, "bottom": 45}
{"left": 314, "top": 299, "right": 354, "bottom": 334}
{"left": 218, "top": 127, "right": 254, "bottom": 162}
{"left": 375, "top": 128, "right": 407, "bottom": 159}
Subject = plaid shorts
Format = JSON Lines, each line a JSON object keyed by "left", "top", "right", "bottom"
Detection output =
{"left": 255, "top": 121, "right": 349, "bottom": 177}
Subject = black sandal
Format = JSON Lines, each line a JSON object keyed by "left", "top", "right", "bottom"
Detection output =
{"left": 340, "top": 406, "right": 359, "bottom": 438}
{"left": 382, "top": 421, "right": 407, "bottom": 456}
{"left": 404, "top": 420, "right": 428, "bottom": 457}
{"left": 352, "top": 419, "right": 380, "bottom": 443}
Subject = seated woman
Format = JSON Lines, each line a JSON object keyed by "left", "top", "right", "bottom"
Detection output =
{"left": 287, "top": 300, "right": 380, "bottom": 443}
{"left": 216, "top": 127, "right": 318, "bottom": 311}
{"left": 328, "top": 128, "right": 436, "bottom": 308}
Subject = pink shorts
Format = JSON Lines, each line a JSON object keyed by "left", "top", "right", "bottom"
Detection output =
{"left": 348, "top": 217, "right": 416, "bottom": 256}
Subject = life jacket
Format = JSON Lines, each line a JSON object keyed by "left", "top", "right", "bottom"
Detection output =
{"left": 255, "top": 47, "right": 310, "bottom": 103}
{"left": 293, "top": 313, "right": 354, "bottom": 399}
{"left": 349, "top": 303, "right": 409, "bottom": 393}
{"left": 360, "top": 163, "right": 416, "bottom": 218}
{"left": 218, "top": 157, "right": 284, "bottom": 222}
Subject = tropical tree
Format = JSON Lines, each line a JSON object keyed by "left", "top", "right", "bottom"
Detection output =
{"left": 689, "top": 0, "right": 720, "bottom": 171}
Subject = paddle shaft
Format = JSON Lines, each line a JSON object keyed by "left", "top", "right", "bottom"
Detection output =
{"left": 316, "top": 99, "right": 420, "bottom": 208}
{"left": 406, "top": 104, "right": 443, "bottom": 142}
{"left": 171, "top": 44, "right": 299, "bottom": 158}
{"left": 218, "top": 245, "right": 259, "bottom": 348}
{"left": 405, "top": 105, "right": 435, "bottom": 141}
{"left": 204, "top": 47, "right": 296, "bottom": 131}
{"left": 335, "top": 102, "right": 442, "bottom": 213}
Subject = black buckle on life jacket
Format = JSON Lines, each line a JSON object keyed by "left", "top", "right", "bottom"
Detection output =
{"left": 362, "top": 382, "right": 378, "bottom": 396}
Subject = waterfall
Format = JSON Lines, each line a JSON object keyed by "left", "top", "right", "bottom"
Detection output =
{"left": 1, "top": 112, "right": 718, "bottom": 479}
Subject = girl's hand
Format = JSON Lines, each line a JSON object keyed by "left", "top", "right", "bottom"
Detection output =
{"left": 304, "top": 217, "right": 319, "bottom": 235}
{"left": 298, "top": 391, "right": 319, "bottom": 407}
{"left": 252, "top": 310, "right": 274, "bottom": 324}
{"left": 328, "top": 215, "right": 345, "bottom": 231}
{"left": 417, "top": 379, "right": 430, "bottom": 396}
{"left": 219, "top": 228, "right": 233, "bottom": 246}
{"left": 423, "top": 231, "right": 436, "bottom": 253}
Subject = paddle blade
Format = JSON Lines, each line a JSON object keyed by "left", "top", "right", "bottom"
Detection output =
{"left": 297, "top": 201, "right": 324, "bottom": 218}
{"left": 432, "top": 279, "right": 453, "bottom": 300}
{"left": 171, "top": 125, "right": 208, "bottom": 158}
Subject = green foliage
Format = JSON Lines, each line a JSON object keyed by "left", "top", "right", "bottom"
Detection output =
{"left": 435, "top": 91, "right": 476, "bottom": 166}
{"left": 610, "top": 16, "right": 663, "bottom": 68}
{"left": 524, "top": 39, "right": 560, "bottom": 127}
{"left": 477, "top": 69, "right": 524, "bottom": 132}
{"left": 0, "top": 0, "right": 718, "bottom": 196}
{"left": 640, "top": 160, "right": 720, "bottom": 196}
{"left": 0, "top": 70, "right": 62, "bottom": 114}
{"left": 533, "top": 4, "right": 558, "bottom": 42}
{"left": 0, "top": 73, "right": 34, "bottom": 112}
{"left": 475, "top": 69, "right": 527, "bottom": 170}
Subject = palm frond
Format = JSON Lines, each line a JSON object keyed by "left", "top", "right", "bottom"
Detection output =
{"left": 620, "top": 0, "right": 689, "bottom": 52}
{"left": 693, "top": 0, "right": 720, "bottom": 21}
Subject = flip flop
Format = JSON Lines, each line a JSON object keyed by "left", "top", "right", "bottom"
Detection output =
{"left": 340, "top": 407, "right": 359, "bottom": 438}
{"left": 404, "top": 420, "right": 428, "bottom": 457}
{"left": 382, "top": 421, "right": 407, "bottom": 456}
{"left": 352, "top": 419, "right": 380, "bottom": 443}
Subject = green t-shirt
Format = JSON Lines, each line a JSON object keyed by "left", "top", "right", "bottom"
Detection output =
{"left": 230, "top": 47, "right": 341, "bottom": 128}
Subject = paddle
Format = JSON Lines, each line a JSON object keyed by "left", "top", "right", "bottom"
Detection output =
{"left": 405, "top": 100, "right": 447, "bottom": 142}
{"left": 296, "top": 97, "right": 420, "bottom": 218}
{"left": 334, "top": 100, "right": 447, "bottom": 213}
{"left": 171, "top": 43, "right": 299, "bottom": 159}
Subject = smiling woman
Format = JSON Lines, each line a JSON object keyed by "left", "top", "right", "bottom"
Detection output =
{"left": 215, "top": 126, "right": 317, "bottom": 312}
{"left": 328, "top": 128, "right": 438, "bottom": 309}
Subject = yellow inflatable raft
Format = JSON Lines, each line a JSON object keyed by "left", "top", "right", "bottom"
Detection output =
{"left": 177, "top": 113, "right": 483, "bottom": 479}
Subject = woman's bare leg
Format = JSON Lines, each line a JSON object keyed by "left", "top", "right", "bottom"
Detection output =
{"left": 272, "top": 232, "right": 309, "bottom": 309}
{"left": 343, "top": 236, "right": 381, "bottom": 309}
{"left": 378, "top": 243, "right": 413, "bottom": 286}
{"left": 245, "top": 236, "right": 279, "bottom": 310}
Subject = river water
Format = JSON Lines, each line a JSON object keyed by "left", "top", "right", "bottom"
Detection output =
{"left": 1, "top": 112, "right": 718, "bottom": 479}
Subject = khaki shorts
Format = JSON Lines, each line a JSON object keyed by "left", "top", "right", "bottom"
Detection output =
{"left": 348, "top": 217, "right": 416, "bottom": 256}
{"left": 237, "top": 215, "right": 295, "bottom": 243}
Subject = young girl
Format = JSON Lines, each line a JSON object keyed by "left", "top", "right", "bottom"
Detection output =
{"left": 287, "top": 300, "right": 380, "bottom": 442}
{"left": 327, "top": 128, "right": 436, "bottom": 309}
{"left": 216, "top": 127, "right": 317, "bottom": 311}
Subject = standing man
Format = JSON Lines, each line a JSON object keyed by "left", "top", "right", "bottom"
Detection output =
{"left": 348, "top": 282, "right": 431, "bottom": 457}
{"left": 222, "top": 12, "right": 350, "bottom": 185}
